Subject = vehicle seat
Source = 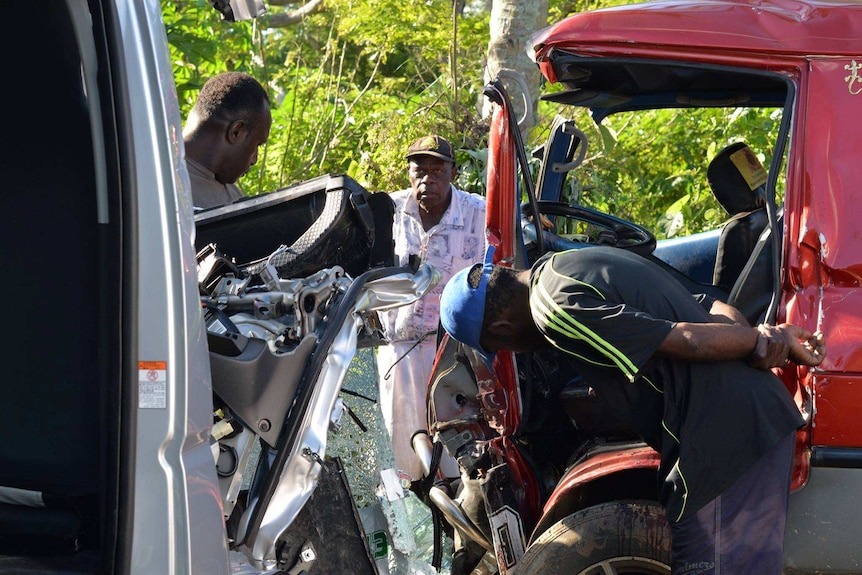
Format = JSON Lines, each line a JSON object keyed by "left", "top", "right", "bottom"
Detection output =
{"left": 727, "top": 209, "right": 783, "bottom": 326}
{"left": 708, "top": 142, "right": 769, "bottom": 294}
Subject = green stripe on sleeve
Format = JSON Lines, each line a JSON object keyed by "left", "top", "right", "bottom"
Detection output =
{"left": 532, "top": 280, "right": 640, "bottom": 381}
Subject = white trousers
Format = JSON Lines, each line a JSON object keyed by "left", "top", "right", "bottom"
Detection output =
{"left": 377, "top": 339, "right": 459, "bottom": 481}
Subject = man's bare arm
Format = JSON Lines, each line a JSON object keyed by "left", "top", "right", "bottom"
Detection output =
{"left": 707, "top": 299, "right": 750, "bottom": 326}
{"left": 658, "top": 322, "right": 826, "bottom": 368}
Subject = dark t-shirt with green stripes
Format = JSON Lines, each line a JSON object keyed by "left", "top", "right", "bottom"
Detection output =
{"left": 529, "top": 246, "right": 803, "bottom": 522}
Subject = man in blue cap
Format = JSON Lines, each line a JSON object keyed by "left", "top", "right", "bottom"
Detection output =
{"left": 440, "top": 245, "right": 825, "bottom": 575}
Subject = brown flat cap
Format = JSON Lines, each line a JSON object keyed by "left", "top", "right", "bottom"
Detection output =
{"left": 406, "top": 135, "right": 455, "bottom": 163}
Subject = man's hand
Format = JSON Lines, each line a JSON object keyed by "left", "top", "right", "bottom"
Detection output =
{"left": 749, "top": 323, "right": 826, "bottom": 369}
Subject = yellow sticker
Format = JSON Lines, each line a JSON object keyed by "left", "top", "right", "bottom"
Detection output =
{"left": 729, "top": 147, "right": 768, "bottom": 191}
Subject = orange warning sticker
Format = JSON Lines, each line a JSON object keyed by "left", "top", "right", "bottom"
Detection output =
{"left": 139, "top": 361, "right": 167, "bottom": 370}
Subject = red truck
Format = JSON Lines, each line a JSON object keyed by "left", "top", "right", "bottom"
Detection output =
{"left": 419, "top": 1, "right": 862, "bottom": 573}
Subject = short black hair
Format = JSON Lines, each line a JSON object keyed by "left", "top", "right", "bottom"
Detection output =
{"left": 192, "top": 71, "right": 270, "bottom": 128}
{"left": 467, "top": 263, "right": 521, "bottom": 325}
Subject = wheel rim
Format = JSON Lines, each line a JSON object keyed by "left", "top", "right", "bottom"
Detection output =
{"left": 577, "top": 556, "right": 671, "bottom": 575}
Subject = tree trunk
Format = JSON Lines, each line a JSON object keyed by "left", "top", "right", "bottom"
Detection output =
{"left": 483, "top": 0, "right": 548, "bottom": 138}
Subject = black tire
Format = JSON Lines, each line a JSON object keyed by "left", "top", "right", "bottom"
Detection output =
{"left": 515, "top": 500, "right": 671, "bottom": 575}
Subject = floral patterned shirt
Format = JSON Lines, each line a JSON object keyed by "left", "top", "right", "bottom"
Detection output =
{"left": 383, "top": 184, "right": 486, "bottom": 342}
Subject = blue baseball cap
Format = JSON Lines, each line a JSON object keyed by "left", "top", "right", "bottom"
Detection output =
{"left": 440, "top": 244, "right": 497, "bottom": 366}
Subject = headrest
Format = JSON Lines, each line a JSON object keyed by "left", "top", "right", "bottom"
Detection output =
{"left": 707, "top": 142, "right": 767, "bottom": 216}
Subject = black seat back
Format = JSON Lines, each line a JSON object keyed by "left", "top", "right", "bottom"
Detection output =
{"left": 728, "top": 211, "right": 783, "bottom": 326}
{"left": 708, "top": 142, "right": 770, "bottom": 294}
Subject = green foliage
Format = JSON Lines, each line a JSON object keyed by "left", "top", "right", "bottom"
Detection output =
{"left": 162, "top": 0, "right": 782, "bottom": 238}
{"left": 549, "top": 0, "right": 639, "bottom": 22}
{"left": 531, "top": 103, "right": 781, "bottom": 239}
{"left": 336, "top": 0, "right": 452, "bottom": 62}
{"left": 164, "top": 0, "right": 490, "bottom": 197}
{"left": 162, "top": 0, "right": 259, "bottom": 111}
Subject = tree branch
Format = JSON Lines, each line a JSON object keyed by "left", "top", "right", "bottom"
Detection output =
{"left": 265, "top": 0, "right": 325, "bottom": 27}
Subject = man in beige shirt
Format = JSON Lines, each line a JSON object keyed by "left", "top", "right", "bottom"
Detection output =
{"left": 183, "top": 72, "right": 272, "bottom": 210}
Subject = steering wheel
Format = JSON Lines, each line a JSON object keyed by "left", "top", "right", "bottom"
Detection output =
{"left": 525, "top": 201, "right": 657, "bottom": 258}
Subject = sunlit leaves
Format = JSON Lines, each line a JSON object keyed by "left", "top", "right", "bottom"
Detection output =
{"left": 162, "top": 1, "right": 259, "bottom": 110}
{"left": 537, "top": 104, "right": 782, "bottom": 239}
{"left": 162, "top": 0, "right": 783, "bottom": 239}
{"left": 163, "top": 0, "right": 493, "bottom": 195}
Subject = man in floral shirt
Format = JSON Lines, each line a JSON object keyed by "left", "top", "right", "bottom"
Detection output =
{"left": 377, "top": 135, "right": 486, "bottom": 485}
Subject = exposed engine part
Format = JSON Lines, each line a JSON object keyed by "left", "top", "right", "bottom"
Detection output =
{"left": 428, "top": 486, "right": 493, "bottom": 552}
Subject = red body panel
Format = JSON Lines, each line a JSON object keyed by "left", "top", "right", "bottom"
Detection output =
{"left": 532, "top": 0, "right": 862, "bottom": 61}
{"left": 473, "top": 350, "right": 520, "bottom": 437}
{"left": 542, "top": 446, "right": 661, "bottom": 517}
{"left": 484, "top": 85, "right": 523, "bottom": 437}
{"left": 811, "top": 375, "right": 862, "bottom": 446}
{"left": 486, "top": 88, "right": 518, "bottom": 266}
{"left": 785, "top": 58, "right": 862, "bottom": 449}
